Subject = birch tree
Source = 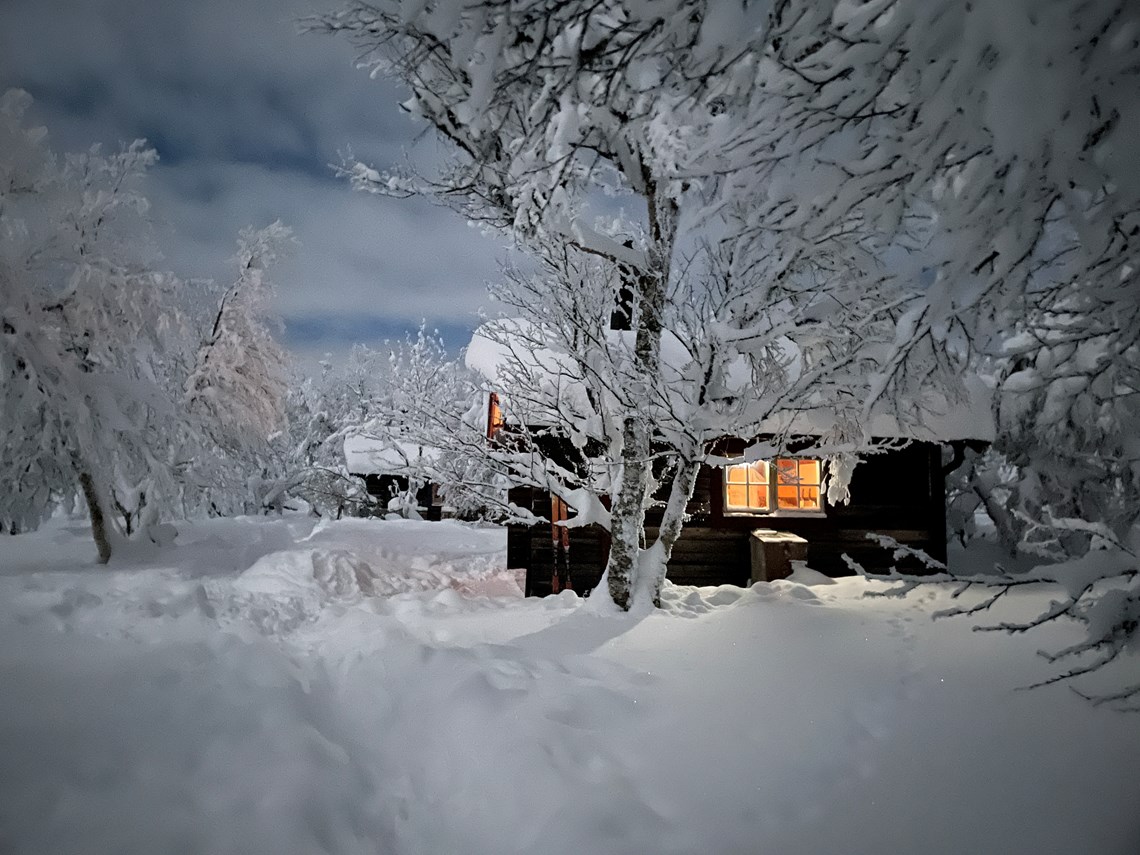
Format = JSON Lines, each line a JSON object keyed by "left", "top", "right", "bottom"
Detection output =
{"left": 311, "top": 0, "right": 890, "bottom": 608}
{"left": 0, "top": 89, "right": 300, "bottom": 560}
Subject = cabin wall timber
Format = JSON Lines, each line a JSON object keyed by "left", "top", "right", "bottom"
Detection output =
{"left": 357, "top": 474, "right": 442, "bottom": 521}
{"left": 509, "top": 440, "right": 947, "bottom": 597}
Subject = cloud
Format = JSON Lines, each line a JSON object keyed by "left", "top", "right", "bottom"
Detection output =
{"left": 147, "top": 158, "right": 507, "bottom": 322}
{"left": 0, "top": 0, "right": 508, "bottom": 361}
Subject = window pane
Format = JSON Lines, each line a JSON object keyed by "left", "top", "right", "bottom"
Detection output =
{"left": 726, "top": 460, "right": 824, "bottom": 512}
{"left": 777, "top": 485, "right": 799, "bottom": 508}
{"left": 776, "top": 459, "right": 797, "bottom": 483}
{"left": 748, "top": 485, "right": 768, "bottom": 510}
{"left": 726, "top": 465, "right": 769, "bottom": 511}
{"left": 798, "top": 459, "right": 821, "bottom": 485}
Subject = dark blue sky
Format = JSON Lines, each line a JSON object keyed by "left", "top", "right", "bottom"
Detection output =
{"left": 0, "top": 0, "right": 507, "bottom": 359}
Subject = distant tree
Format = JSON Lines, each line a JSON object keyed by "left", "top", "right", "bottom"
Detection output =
{"left": 0, "top": 90, "right": 302, "bottom": 561}
{"left": 360, "top": 328, "right": 512, "bottom": 520}
{"left": 263, "top": 353, "right": 384, "bottom": 519}
{"left": 184, "top": 223, "right": 292, "bottom": 512}
{"left": 0, "top": 89, "right": 194, "bottom": 561}
{"left": 257, "top": 337, "right": 474, "bottom": 521}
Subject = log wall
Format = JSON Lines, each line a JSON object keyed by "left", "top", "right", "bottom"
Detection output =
{"left": 509, "top": 441, "right": 948, "bottom": 596}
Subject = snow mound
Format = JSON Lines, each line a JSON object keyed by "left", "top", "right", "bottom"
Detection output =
{"left": 0, "top": 625, "right": 389, "bottom": 855}
{"left": 2, "top": 516, "right": 1139, "bottom": 855}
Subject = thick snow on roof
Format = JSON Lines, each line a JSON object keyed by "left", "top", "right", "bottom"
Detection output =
{"left": 465, "top": 322, "right": 994, "bottom": 442}
{"left": 465, "top": 319, "right": 755, "bottom": 391}
{"left": 343, "top": 434, "right": 440, "bottom": 475}
{"left": 464, "top": 318, "right": 548, "bottom": 389}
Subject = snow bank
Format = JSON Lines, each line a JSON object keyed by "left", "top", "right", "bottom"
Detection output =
{"left": 1, "top": 516, "right": 1137, "bottom": 855}
{"left": 0, "top": 624, "right": 389, "bottom": 855}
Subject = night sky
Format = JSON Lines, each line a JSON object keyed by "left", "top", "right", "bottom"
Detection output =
{"left": 0, "top": 0, "right": 508, "bottom": 361}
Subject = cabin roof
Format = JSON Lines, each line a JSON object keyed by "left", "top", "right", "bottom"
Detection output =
{"left": 464, "top": 320, "right": 994, "bottom": 443}
{"left": 343, "top": 435, "right": 440, "bottom": 476}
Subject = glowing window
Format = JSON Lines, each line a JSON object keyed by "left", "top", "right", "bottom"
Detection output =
{"left": 724, "top": 461, "right": 770, "bottom": 512}
{"left": 724, "top": 458, "right": 823, "bottom": 513}
{"left": 774, "top": 458, "right": 822, "bottom": 511}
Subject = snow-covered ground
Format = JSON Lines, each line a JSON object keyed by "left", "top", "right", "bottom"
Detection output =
{"left": 1, "top": 515, "right": 1137, "bottom": 855}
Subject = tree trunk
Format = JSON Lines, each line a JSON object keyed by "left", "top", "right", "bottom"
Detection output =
{"left": 603, "top": 179, "right": 677, "bottom": 610}
{"left": 642, "top": 457, "right": 703, "bottom": 608}
{"left": 605, "top": 260, "right": 664, "bottom": 610}
{"left": 78, "top": 470, "right": 112, "bottom": 564}
{"left": 607, "top": 415, "right": 652, "bottom": 610}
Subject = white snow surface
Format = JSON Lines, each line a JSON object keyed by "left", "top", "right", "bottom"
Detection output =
{"left": 2, "top": 514, "right": 1138, "bottom": 855}
{"left": 342, "top": 435, "right": 441, "bottom": 476}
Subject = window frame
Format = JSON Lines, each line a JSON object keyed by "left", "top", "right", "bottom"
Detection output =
{"left": 722, "top": 457, "right": 825, "bottom": 517}
{"left": 723, "top": 459, "right": 771, "bottom": 513}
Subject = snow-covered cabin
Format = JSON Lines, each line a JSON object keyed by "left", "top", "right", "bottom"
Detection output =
{"left": 343, "top": 435, "right": 443, "bottom": 520}
{"left": 465, "top": 321, "right": 993, "bottom": 597}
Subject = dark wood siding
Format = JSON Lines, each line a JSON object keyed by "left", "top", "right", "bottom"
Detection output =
{"left": 508, "top": 441, "right": 948, "bottom": 595}
{"left": 355, "top": 474, "right": 442, "bottom": 521}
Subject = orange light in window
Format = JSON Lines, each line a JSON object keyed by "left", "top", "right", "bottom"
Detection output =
{"left": 487, "top": 392, "right": 505, "bottom": 440}
{"left": 775, "top": 458, "right": 822, "bottom": 510}
{"left": 724, "top": 462, "right": 769, "bottom": 511}
{"left": 724, "top": 457, "right": 824, "bottom": 514}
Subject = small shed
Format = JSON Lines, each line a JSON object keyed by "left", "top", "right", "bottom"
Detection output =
{"left": 343, "top": 435, "right": 443, "bottom": 520}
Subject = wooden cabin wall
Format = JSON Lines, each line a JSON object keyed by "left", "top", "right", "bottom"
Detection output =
{"left": 662, "top": 441, "right": 947, "bottom": 580}
{"left": 508, "top": 442, "right": 948, "bottom": 595}
{"left": 508, "top": 486, "right": 609, "bottom": 597}
{"left": 358, "top": 474, "right": 442, "bottom": 521}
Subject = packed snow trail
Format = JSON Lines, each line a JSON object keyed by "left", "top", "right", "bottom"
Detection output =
{"left": 1, "top": 515, "right": 1138, "bottom": 855}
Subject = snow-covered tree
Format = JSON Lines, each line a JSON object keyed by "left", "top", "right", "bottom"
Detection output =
{"left": 185, "top": 223, "right": 291, "bottom": 508}
{"left": 729, "top": 0, "right": 1140, "bottom": 703}
{"left": 256, "top": 335, "right": 482, "bottom": 521}
{"left": 337, "top": 329, "right": 503, "bottom": 519}
{"left": 0, "top": 89, "right": 200, "bottom": 561}
{"left": 263, "top": 354, "right": 385, "bottom": 519}
{"left": 0, "top": 89, "right": 306, "bottom": 560}
{"left": 727, "top": 0, "right": 1139, "bottom": 524}
{"left": 311, "top": 0, "right": 897, "bottom": 609}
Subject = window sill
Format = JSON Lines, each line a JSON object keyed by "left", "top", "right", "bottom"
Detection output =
{"left": 723, "top": 509, "right": 826, "bottom": 518}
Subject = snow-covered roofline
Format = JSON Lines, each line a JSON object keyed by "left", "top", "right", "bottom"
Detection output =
{"left": 343, "top": 435, "right": 441, "bottom": 476}
{"left": 464, "top": 321, "right": 994, "bottom": 443}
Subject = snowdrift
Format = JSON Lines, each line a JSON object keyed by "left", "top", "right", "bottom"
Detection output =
{"left": 0, "top": 515, "right": 1137, "bottom": 855}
